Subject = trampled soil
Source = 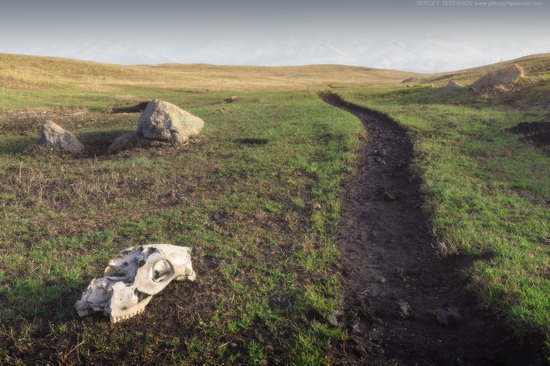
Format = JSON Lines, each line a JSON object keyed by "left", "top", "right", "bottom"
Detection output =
{"left": 508, "top": 122, "right": 550, "bottom": 153}
{"left": 320, "top": 92, "right": 545, "bottom": 366}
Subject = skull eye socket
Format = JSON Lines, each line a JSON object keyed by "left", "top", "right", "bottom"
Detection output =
{"left": 151, "top": 260, "right": 173, "bottom": 282}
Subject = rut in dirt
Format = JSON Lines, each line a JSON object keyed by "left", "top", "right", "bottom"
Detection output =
{"left": 319, "top": 92, "right": 544, "bottom": 366}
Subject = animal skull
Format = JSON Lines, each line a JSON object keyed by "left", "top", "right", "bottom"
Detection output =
{"left": 75, "top": 244, "right": 196, "bottom": 323}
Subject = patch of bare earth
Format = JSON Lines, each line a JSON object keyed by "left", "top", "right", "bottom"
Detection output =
{"left": 320, "top": 92, "right": 545, "bottom": 366}
{"left": 508, "top": 121, "right": 550, "bottom": 154}
{"left": 0, "top": 106, "right": 92, "bottom": 132}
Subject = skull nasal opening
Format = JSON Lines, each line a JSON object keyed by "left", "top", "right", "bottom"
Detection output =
{"left": 151, "top": 260, "right": 173, "bottom": 282}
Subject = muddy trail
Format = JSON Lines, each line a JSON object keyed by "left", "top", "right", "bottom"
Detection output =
{"left": 320, "top": 92, "right": 544, "bottom": 366}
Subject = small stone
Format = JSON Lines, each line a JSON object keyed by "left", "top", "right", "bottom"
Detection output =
{"left": 434, "top": 306, "right": 463, "bottom": 327}
{"left": 224, "top": 96, "right": 240, "bottom": 103}
{"left": 327, "top": 309, "right": 344, "bottom": 327}
{"left": 397, "top": 300, "right": 412, "bottom": 318}
{"left": 107, "top": 131, "right": 150, "bottom": 154}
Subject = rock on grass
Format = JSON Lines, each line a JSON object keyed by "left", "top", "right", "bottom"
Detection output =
{"left": 107, "top": 131, "right": 151, "bottom": 154}
{"left": 401, "top": 77, "right": 420, "bottom": 83}
{"left": 40, "top": 120, "right": 84, "bottom": 154}
{"left": 440, "top": 80, "right": 462, "bottom": 92}
{"left": 471, "top": 64, "right": 524, "bottom": 90}
{"left": 137, "top": 99, "right": 204, "bottom": 145}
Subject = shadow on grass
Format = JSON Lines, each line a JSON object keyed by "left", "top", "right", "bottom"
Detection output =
{"left": 1, "top": 276, "right": 88, "bottom": 324}
{"left": 0, "top": 129, "right": 133, "bottom": 158}
{"left": 0, "top": 137, "right": 35, "bottom": 155}
{"left": 77, "top": 129, "right": 132, "bottom": 158}
{"left": 380, "top": 86, "right": 480, "bottom": 106}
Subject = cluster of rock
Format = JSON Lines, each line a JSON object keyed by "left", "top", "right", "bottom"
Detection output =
{"left": 471, "top": 63, "right": 524, "bottom": 90}
{"left": 108, "top": 99, "right": 204, "bottom": 153}
{"left": 40, "top": 99, "right": 204, "bottom": 155}
{"left": 431, "top": 64, "right": 524, "bottom": 97}
{"left": 401, "top": 77, "right": 420, "bottom": 84}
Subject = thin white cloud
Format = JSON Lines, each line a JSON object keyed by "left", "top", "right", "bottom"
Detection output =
{"left": 9, "top": 36, "right": 550, "bottom": 72}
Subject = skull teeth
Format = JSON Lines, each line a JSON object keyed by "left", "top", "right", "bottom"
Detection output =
{"left": 110, "top": 308, "right": 146, "bottom": 324}
{"left": 76, "top": 245, "right": 195, "bottom": 324}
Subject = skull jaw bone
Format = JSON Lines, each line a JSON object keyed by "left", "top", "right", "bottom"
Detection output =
{"left": 75, "top": 244, "right": 196, "bottom": 323}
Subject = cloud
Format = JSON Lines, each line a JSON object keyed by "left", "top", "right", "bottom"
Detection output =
{"left": 22, "top": 39, "right": 178, "bottom": 65}
{"left": 10, "top": 35, "right": 550, "bottom": 72}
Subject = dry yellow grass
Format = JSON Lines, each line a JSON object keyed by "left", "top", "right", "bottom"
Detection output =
{"left": 3, "top": 53, "right": 550, "bottom": 93}
{"left": 423, "top": 53, "right": 550, "bottom": 85}
{"left": 0, "top": 53, "right": 419, "bottom": 92}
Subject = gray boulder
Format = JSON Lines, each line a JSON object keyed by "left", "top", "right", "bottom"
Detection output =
{"left": 471, "top": 64, "right": 524, "bottom": 90}
{"left": 107, "top": 131, "right": 151, "bottom": 154}
{"left": 401, "top": 77, "right": 420, "bottom": 83}
{"left": 224, "top": 96, "right": 240, "bottom": 103}
{"left": 443, "top": 80, "right": 462, "bottom": 90}
{"left": 438, "top": 80, "right": 463, "bottom": 94}
{"left": 40, "top": 120, "right": 84, "bottom": 154}
{"left": 137, "top": 99, "right": 204, "bottom": 145}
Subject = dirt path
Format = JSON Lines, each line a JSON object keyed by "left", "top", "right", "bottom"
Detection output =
{"left": 320, "top": 92, "right": 543, "bottom": 366}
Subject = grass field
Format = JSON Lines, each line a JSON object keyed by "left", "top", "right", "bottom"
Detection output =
{"left": 0, "top": 53, "right": 549, "bottom": 363}
{"left": 0, "top": 77, "right": 365, "bottom": 363}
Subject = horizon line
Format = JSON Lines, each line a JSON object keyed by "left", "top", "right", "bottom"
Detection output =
{"left": 2, "top": 51, "right": 550, "bottom": 75}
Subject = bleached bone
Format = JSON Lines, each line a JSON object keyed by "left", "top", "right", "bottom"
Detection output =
{"left": 75, "top": 244, "right": 196, "bottom": 323}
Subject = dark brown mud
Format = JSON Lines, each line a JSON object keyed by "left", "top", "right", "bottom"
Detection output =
{"left": 320, "top": 92, "right": 545, "bottom": 366}
{"left": 110, "top": 101, "right": 151, "bottom": 113}
{"left": 508, "top": 121, "right": 550, "bottom": 153}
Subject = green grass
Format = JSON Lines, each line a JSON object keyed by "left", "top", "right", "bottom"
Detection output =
{"left": 339, "top": 82, "right": 550, "bottom": 348}
{"left": 0, "top": 89, "right": 361, "bottom": 364}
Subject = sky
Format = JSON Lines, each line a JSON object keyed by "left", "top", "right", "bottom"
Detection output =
{"left": 1, "top": 0, "right": 549, "bottom": 72}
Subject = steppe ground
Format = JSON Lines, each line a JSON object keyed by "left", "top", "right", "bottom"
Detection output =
{"left": 0, "top": 53, "right": 548, "bottom": 364}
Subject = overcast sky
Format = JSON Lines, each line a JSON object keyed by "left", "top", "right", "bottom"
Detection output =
{"left": 1, "top": 0, "right": 549, "bottom": 72}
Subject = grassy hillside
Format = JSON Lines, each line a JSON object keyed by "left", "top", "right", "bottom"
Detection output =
{"left": 416, "top": 52, "right": 550, "bottom": 88}
{"left": 0, "top": 53, "right": 416, "bottom": 92}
